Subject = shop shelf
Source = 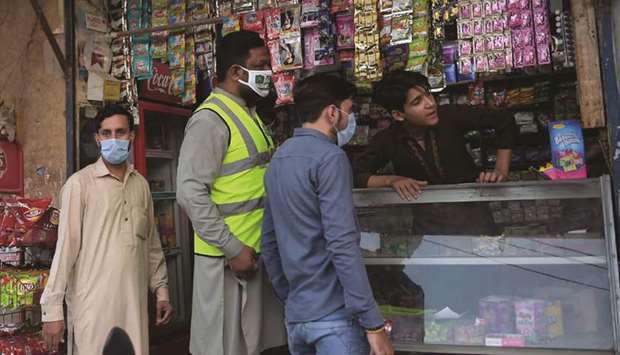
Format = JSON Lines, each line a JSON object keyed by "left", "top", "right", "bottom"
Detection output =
{"left": 146, "top": 149, "right": 176, "bottom": 160}
{"left": 363, "top": 256, "right": 607, "bottom": 266}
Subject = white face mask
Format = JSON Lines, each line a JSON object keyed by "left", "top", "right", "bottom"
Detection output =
{"left": 333, "top": 108, "right": 357, "bottom": 147}
{"left": 237, "top": 66, "right": 273, "bottom": 98}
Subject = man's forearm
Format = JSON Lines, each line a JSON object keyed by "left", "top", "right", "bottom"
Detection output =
{"left": 495, "top": 149, "right": 512, "bottom": 176}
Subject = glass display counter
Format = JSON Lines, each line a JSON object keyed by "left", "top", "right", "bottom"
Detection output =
{"left": 354, "top": 177, "right": 620, "bottom": 355}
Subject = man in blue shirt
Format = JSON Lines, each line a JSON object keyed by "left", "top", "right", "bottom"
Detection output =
{"left": 261, "top": 74, "right": 394, "bottom": 355}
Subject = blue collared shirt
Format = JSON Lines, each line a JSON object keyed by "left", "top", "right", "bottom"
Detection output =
{"left": 261, "top": 128, "right": 383, "bottom": 329}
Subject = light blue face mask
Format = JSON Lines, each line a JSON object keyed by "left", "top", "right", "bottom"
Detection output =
{"left": 100, "top": 139, "right": 130, "bottom": 165}
{"left": 335, "top": 110, "right": 357, "bottom": 147}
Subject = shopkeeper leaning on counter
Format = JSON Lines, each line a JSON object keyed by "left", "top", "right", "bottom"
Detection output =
{"left": 354, "top": 70, "right": 517, "bottom": 199}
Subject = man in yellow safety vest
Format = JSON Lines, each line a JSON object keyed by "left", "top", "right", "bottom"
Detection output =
{"left": 177, "top": 30, "right": 287, "bottom": 355}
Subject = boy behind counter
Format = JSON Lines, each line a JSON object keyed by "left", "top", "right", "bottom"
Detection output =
{"left": 354, "top": 70, "right": 517, "bottom": 200}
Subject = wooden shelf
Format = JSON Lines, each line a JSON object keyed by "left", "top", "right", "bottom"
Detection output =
{"left": 443, "top": 69, "right": 577, "bottom": 89}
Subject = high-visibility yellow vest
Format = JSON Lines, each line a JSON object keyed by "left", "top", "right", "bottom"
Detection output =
{"left": 193, "top": 92, "right": 274, "bottom": 256}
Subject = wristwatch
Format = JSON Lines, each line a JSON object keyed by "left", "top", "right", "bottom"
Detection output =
{"left": 365, "top": 320, "right": 393, "bottom": 334}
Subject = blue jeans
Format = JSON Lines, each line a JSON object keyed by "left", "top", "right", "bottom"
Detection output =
{"left": 286, "top": 309, "right": 370, "bottom": 355}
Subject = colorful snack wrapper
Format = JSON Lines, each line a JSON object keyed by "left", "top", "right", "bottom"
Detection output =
{"left": 549, "top": 120, "right": 586, "bottom": 179}
{"left": 274, "top": 72, "right": 296, "bottom": 105}
{"left": 336, "top": 14, "right": 355, "bottom": 49}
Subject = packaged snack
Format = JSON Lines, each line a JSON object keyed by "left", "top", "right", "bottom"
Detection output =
{"left": 514, "top": 299, "right": 548, "bottom": 342}
{"left": 242, "top": 11, "right": 266, "bottom": 37}
{"left": 268, "top": 40, "right": 284, "bottom": 72}
{"left": 493, "top": 16, "right": 505, "bottom": 32}
{"left": 484, "top": 35, "right": 495, "bottom": 52}
{"left": 151, "top": 33, "right": 168, "bottom": 60}
{"left": 391, "top": 13, "right": 413, "bottom": 45}
{"left": 265, "top": 8, "right": 281, "bottom": 40}
{"left": 279, "top": 36, "right": 303, "bottom": 70}
{"left": 460, "top": 2, "right": 472, "bottom": 19}
{"left": 537, "top": 45, "right": 551, "bottom": 65}
{"left": 274, "top": 72, "right": 296, "bottom": 105}
{"left": 170, "top": 69, "right": 185, "bottom": 96}
{"left": 407, "top": 54, "right": 427, "bottom": 72}
{"left": 393, "top": 0, "right": 413, "bottom": 12}
{"left": 473, "top": 36, "right": 485, "bottom": 54}
{"left": 474, "top": 54, "right": 489, "bottom": 72}
{"left": 379, "top": 0, "right": 393, "bottom": 13}
{"left": 483, "top": 0, "right": 494, "bottom": 16}
{"left": 523, "top": 45, "right": 536, "bottom": 66}
{"left": 234, "top": 0, "right": 256, "bottom": 13}
{"left": 472, "top": 1, "right": 483, "bottom": 17}
{"left": 493, "top": 34, "right": 505, "bottom": 50}
{"left": 442, "top": 41, "right": 458, "bottom": 63}
{"left": 167, "top": 34, "right": 186, "bottom": 69}
{"left": 336, "top": 14, "right": 355, "bottom": 49}
{"left": 303, "top": 29, "right": 317, "bottom": 69}
{"left": 484, "top": 17, "right": 494, "bottom": 34}
{"left": 444, "top": 64, "right": 457, "bottom": 83}
{"left": 473, "top": 19, "right": 484, "bottom": 35}
{"left": 548, "top": 120, "right": 587, "bottom": 179}
{"left": 459, "top": 40, "right": 472, "bottom": 56}
{"left": 478, "top": 296, "right": 516, "bottom": 334}
{"left": 545, "top": 301, "right": 564, "bottom": 338}
{"left": 379, "top": 15, "right": 392, "bottom": 47}
{"left": 533, "top": 8, "right": 547, "bottom": 27}
{"left": 458, "top": 56, "right": 475, "bottom": 81}
{"left": 458, "top": 20, "right": 474, "bottom": 39}
{"left": 221, "top": 15, "right": 241, "bottom": 36}
{"left": 331, "top": 0, "right": 353, "bottom": 13}
{"left": 412, "top": 16, "right": 428, "bottom": 36}
{"left": 413, "top": 0, "right": 429, "bottom": 16}
{"left": 532, "top": 0, "right": 545, "bottom": 8}
{"left": 301, "top": 0, "right": 320, "bottom": 28}
{"left": 280, "top": 7, "right": 301, "bottom": 37}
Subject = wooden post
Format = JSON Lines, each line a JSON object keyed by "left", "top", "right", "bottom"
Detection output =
{"left": 571, "top": 0, "right": 606, "bottom": 128}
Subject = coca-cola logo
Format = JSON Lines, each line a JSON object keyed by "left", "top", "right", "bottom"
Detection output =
{"left": 146, "top": 65, "right": 175, "bottom": 96}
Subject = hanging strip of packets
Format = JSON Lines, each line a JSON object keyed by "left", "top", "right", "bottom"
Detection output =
{"left": 353, "top": 0, "right": 382, "bottom": 85}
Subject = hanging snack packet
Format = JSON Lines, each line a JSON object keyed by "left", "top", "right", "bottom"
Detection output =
{"left": 268, "top": 40, "right": 284, "bottom": 72}
{"left": 277, "top": 0, "right": 299, "bottom": 6}
{"left": 168, "top": 34, "right": 186, "bottom": 69}
{"left": 390, "top": 13, "right": 413, "bottom": 45}
{"left": 379, "top": 0, "right": 393, "bottom": 13}
{"left": 393, "top": 0, "right": 413, "bottom": 12}
{"left": 379, "top": 15, "right": 392, "bottom": 48}
{"left": 265, "top": 8, "right": 282, "bottom": 40}
{"left": 458, "top": 56, "right": 476, "bottom": 81}
{"left": 242, "top": 11, "right": 266, "bottom": 38}
{"left": 279, "top": 36, "right": 304, "bottom": 70}
{"left": 234, "top": 0, "right": 256, "bottom": 13}
{"left": 336, "top": 14, "right": 355, "bottom": 49}
{"left": 280, "top": 7, "right": 301, "bottom": 37}
{"left": 412, "top": 16, "right": 429, "bottom": 36}
{"left": 303, "top": 29, "right": 317, "bottom": 69}
{"left": 413, "top": 0, "right": 429, "bottom": 16}
{"left": 301, "top": 0, "right": 320, "bottom": 27}
{"left": 222, "top": 15, "right": 241, "bottom": 37}
{"left": 133, "top": 56, "right": 153, "bottom": 80}
{"left": 274, "top": 72, "right": 296, "bottom": 105}
{"left": 168, "top": 3, "right": 186, "bottom": 24}
{"left": 151, "top": 32, "right": 168, "bottom": 60}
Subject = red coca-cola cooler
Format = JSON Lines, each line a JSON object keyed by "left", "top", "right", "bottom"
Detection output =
{"left": 135, "top": 61, "right": 193, "bottom": 341}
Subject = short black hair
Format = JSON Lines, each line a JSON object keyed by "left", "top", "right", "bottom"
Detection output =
{"left": 94, "top": 104, "right": 134, "bottom": 132}
{"left": 372, "top": 70, "right": 430, "bottom": 112}
{"left": 293, "top": 74, "right": 356, "bottom": 123}
{"left": 216, "top": 30, "right": 266, "bottom": 80}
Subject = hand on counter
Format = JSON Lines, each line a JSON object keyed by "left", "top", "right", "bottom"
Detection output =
{"left": 477, "top": 170, "right": 507, "bottom": 184}
{"left": 390, "top": 176, "right": 427, "bottom": 200}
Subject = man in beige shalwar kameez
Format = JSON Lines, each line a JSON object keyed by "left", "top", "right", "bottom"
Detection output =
{"left": 40, "top": 105, "right": 173, "bottom": 355}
